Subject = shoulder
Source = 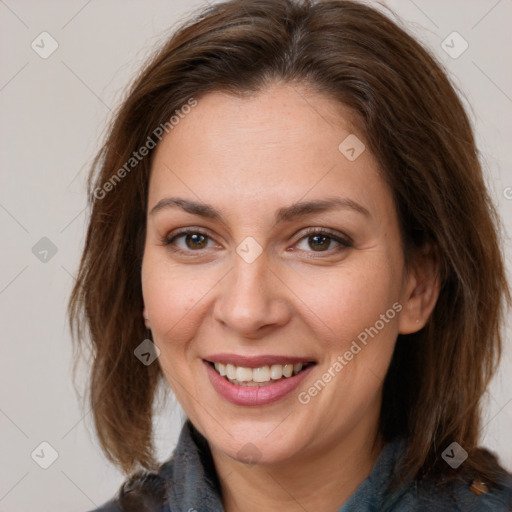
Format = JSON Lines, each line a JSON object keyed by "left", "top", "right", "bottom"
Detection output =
{"left": 368, "top": 440, "right": 512, "bottom": 512}
{"left": 87, "top": 419, "right": 223, "bottom": 512}
{"left": 391, "top": 470, "right": 512, "bottom": 511}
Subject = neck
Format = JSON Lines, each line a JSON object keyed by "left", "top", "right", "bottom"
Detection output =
{"left": 210, "top": 422, "right": 383, "bottom": 512}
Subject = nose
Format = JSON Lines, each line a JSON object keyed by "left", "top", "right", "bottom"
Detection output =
{"left": 212, "top": 251, "right": 292, "bottom": 338}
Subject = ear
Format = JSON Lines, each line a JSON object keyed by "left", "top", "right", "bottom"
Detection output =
{"left": 398, "top": 244, "right": 441, "bottom": 335}
{"left": 142, "top": 307, "right": 151, "bottom": 329}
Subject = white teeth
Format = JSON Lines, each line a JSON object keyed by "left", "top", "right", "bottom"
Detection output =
{"left": 253, "top": 366, "right": 270, "bottom": 383}
{"left": 216, "top": 362, "right": 226, "bottom": 376}
{"left": 282, "top": 364, "right": 293, "bottom": 377}
{"left": 213, "top": 361, "right": 308, "bottom": 384}
{"left": 236, "top": 366, "right": 253, "bottom": 382}
{"left": 270, "top": 364, "right": 283, "bottom": 380}
{"left": 226, "top": 363, "right": 236, "bottom": 380}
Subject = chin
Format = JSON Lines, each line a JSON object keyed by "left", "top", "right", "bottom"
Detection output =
{"left": 203, "top": 418, "right": 308, "bottom": 467}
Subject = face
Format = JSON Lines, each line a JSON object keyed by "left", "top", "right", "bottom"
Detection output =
{"left": 141, "top": 83, "right": 425, "bottom": 466}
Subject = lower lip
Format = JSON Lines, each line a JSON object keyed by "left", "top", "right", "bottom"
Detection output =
{"left": 204, "top": 361, "right": 315, "bottom": 406}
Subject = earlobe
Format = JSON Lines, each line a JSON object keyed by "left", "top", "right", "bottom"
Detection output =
{"left": 142, "top": 307, "right": 151, "bottom": 329}
{"left": 398, "top": 247, "right": 441, "bottom": 335}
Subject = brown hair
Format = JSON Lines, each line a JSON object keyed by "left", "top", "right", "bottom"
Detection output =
{"left": 69, "top": 0, "right": 510, "bottom": 488}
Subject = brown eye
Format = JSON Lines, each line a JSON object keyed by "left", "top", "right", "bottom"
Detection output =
{"left": 295, "top": 229, "right": 352, "bottom": 254}
{"left": 184, "top": 233, "right": 208, "bottom": 250}
{"left": 164, "top": 229, "right": 215, "bottom": 252}
{"left": 308, "top": 234, "right": 331, "bottom": 251}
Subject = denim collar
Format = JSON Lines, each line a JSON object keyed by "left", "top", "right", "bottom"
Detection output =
{"left": 161, "top": 420, "right": 225, "bottom": 511}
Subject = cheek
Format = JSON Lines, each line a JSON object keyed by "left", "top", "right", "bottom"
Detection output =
{"left": 294, "top": 261, "right": 400, "bottom": 350}
{"left": 141, "top": 252, "right": 212, "bottom": 398}
{"left": 141, "top": 250, "right": 216, "bottom": 344}
{"left": 299, "top": 265, "right": 401, "bottom": 413}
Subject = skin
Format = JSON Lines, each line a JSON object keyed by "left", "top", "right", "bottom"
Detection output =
{"left": 141, "top": 83, "right": 439, "bottom": 512}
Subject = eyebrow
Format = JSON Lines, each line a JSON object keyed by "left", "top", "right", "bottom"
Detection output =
{"left": 149, "top": 196, "right": 371, "bottom": 225}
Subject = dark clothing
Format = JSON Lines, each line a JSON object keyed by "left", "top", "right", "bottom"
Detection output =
{"left": 91, "top": 420, "right": 512, "bottom": 511}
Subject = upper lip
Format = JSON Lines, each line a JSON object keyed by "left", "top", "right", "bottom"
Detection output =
{"left": 205, "top": 353, "right": 316, "bottom": 368}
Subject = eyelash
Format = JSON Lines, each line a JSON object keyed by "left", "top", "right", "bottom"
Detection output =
{"left": 161, "top": 227, "right": 353, "bottom": 257}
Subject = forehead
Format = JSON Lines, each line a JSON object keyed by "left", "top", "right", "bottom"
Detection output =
{"left": 148, "top": 83, "right": 388, "bottom": 220}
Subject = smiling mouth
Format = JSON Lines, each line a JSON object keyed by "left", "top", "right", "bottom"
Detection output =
{"left": 207, "top": 361, "right": 316, "bottom": 387}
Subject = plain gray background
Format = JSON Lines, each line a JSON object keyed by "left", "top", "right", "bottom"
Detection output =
{"left": 1, "top": 0, "right": 511, "bottom": 510}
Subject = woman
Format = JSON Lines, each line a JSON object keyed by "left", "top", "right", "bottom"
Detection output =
{"left": 69, "top": 0, "right": 512, "bottom": 510}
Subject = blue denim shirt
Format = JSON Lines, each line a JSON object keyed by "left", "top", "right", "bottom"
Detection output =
{"left": 92, "top": 420, "right": 512, "bottom": 511}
